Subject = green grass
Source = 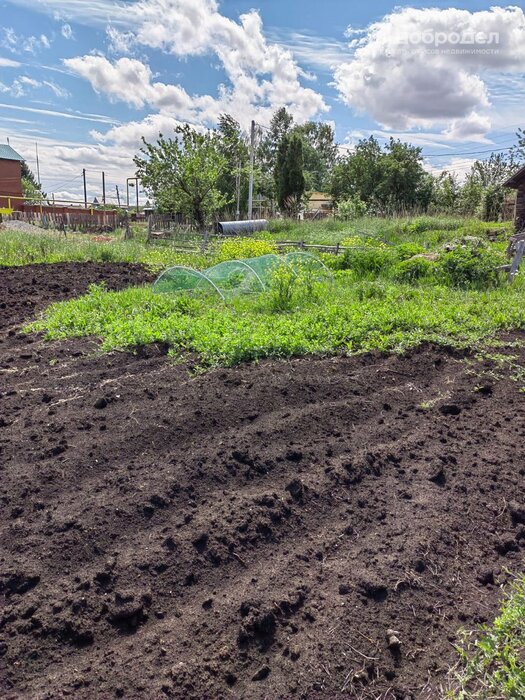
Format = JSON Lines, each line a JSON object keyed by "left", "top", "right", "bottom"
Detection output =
{"left": 447, "top": 574, "right": 525, "bottom": 699}
{"left": 0, "top": 228, "right": 212, "bottom": 271}
{"left": 28, "top": 271, "right": 525, "bottom": 367}
{"left": 266, "top": 216, "right": 512, "bottom": 248}
{"left": 1, "top": 216, "right": 511, "bottom": 271}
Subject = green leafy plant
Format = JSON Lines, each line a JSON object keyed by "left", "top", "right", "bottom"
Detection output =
{"left": 447, "top": 575, "right": 525, "bottom": 699}
{"left": 214, "top": 237, "right": 277, "bottom": 262}
{"left": 393, "top": 256, "right": 435, "bottom": 283}
{"left": 267, "top": 263, "right": 298, "bottom": 311}
{"left": 438, "top": 246, "right": 503, "bottom": 288}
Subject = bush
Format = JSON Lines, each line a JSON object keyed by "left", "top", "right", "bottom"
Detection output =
{"left": 395, "top": 242, "right": 426, "bottom": 261}
{"left": 341, "top": 247, "right": 396, "bottom": 276}
{"left": 336, "top": 195, "right": 367, "bottom": 220}
{"left": 393, "top": 257, "right": 435, "bottom": 283}
{"left": 214, "top": 237, "right": 277, "bottom": 262}
{"left": 438, "top": 246, "right": 503, "bottom": 288}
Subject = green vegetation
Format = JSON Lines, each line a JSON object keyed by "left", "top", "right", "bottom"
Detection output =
{"left": 448, "top": 575, "right": 525, "bottom": 699}
{"left": 28, "top": 259, "right": 524, "bottom": 366}
{"left": 0, "top": 228, "right": 212, "bottom": 270}
{"left": 134, "top": 123, "right": 229, "bottom": 231}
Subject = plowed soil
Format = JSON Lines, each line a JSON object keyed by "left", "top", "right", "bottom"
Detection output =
{"left": 0, "top": 263, "right": 524, "bottom": 700}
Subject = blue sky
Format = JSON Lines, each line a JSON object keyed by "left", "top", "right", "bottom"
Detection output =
{"left": 0, "top": 0, "right": 524, "bottom": 203}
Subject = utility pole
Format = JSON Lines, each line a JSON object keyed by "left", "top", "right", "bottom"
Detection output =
{"left": 82, "top": 168, "right": 87, "bottom": 208}
{"left": 135, "top": 180, "right": 139, "bottom": 213}
{"left": 102, "top": 171, "right": 106, "bottom": 205}
{"left": 35, "top": 142, "right": 41, "bottom": 186}
{"left": 115, "top": 185, "right": 121, "bottom": 207}
{"left": 247, "top": 119, "right": 255, "bottom": 220}
{"left": 235, "top": 160, "right": 241, "bottom": 220}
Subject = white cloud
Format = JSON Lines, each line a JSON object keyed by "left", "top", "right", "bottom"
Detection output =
{"left": 106, "top": 26, "right": 134, "bottom": 54}
{"left": 42, "top": 80, "right": 70, "bottom": 98}
{"left": 61, "top": 23, "right": 73, "bottom": 40}
{"left": 0, "top": 102, "right": 118, "bottom": 124}
{"left": 1, "top": 28, "right": 52, "bottom": 54}
{"left": 0, "top": 75, "right": 70, "bottom": 99}
{"left": 423, "top": 157, "right": 478, "bottom": 183}
{"left": 333, "top": 6, "right": 525, "bottom": 136}
{"left": 64, "top": 0, "right": 327, "bottom": 129}
{"left": 0, "top": 57, "right": 21, "bottom": 67}
{"left": 64, "top": 56, "right": 197, "bottom": 116}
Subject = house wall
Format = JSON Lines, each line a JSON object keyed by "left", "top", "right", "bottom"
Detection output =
{"left": 0, "top": 159, "right": 22, "bottom": 209}
{"left": 515, "top": 184, "right": 525, "bottom": 230}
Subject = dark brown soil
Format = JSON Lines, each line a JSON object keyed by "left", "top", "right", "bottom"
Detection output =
{"left": 0, "top": 263, "right": 524, "bottom": 700}
{"left": 0, "top": 262, "right": 154, "bottom": 329}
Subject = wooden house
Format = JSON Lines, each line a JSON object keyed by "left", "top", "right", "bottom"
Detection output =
{"left": 503, "top": 164, "right": 525, "bottom": 230}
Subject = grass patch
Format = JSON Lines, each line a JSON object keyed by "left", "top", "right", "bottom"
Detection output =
{"left": 447, "top": 574, "right": 525, "bottom": 699}
{"left": 0, "top": 228, "right": 212, "bottom": 271}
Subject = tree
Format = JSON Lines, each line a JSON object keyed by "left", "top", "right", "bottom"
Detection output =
{"left": 456, "top": 152, "right": 516, "bottom": 220}
{"left": 21, "top": 161, "right": 44, "bottom": 201}
{"left": 275, "top": 133, "right": 305, "bottom": 215}
{"left": 330, "top": 137, "right": 383, "bottom": 204}
{"left": 134, "top": 124, "right": 229, "bottom": 230}
{"left": 292, "top": 121, "right": 337, "bottom": 191}
{"left": 510, "top": 128, "right": 525, "bottom": 164}
{"left": 431, "top": 172, "right": 459, "bottom": 212}
{"left": 378, "top": 139, "right": 433, "bottom": 213}
{"left": 330, "top": 136, "right": 431, "bottom": 214}
{"left": 257, "top": 107, "right": 295, "bottom": 201}
{"left": 470, "top": 152, "right": 516, "bottom": 188}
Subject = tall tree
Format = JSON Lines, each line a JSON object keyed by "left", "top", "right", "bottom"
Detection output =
{"left": 275, "top": 133, "right": 305, "bottom": 215}
{"left": 257, "top": 107, "right": 295, "bottom": 201}
{"left": 134, "top": 124, "right": 229, "bottom": 230}
{"left": 292, "top": 121, "right": 337, "bottom": 191}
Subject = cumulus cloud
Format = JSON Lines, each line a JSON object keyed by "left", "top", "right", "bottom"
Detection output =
{"left": 333, "top": 6, "right": 525, "bottom": 136}
{"left": 64, "top": 56, "right": 198, "bottom": 117}
{"left": 64, "top": 0, "right": 327, "bottom": 132}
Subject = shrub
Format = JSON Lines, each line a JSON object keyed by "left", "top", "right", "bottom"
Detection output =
{"left": 336, "top": 195, "right": 367, "bottom": 220}
{"left": 393, "top": 257, "right": 435, "bottom": 283}
{"left": 341, "top": 247, "right": 396, "bottom": 276}
{"left": 214, "top": 237, "right": 277, "bottom": 262}
{"left": 268, "top": 263, "right": 297, "bottom": 311}
{"left": 395, "top": 242, "right": 426, "bottom": 261}
{"left": 438, "top": 246, "right": 503, "bottom": 288}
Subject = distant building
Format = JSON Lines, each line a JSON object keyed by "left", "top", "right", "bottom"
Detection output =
{"left": 304, "top": 191, "right": 333, "bottom": 219}
{"left": 504, "top": 165, "right": 525, "bottom": 231}
{"left": 0, "top": 143, "right": 24, "bottom": 212}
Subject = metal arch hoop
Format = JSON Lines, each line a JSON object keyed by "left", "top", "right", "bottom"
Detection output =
{"left": 206, "top": 259, "right": 267, "bottom": 291}
{"left": 153, "top": 265, "right": 226, "bottom": 300}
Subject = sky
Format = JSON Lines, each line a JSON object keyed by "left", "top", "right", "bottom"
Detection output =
{"left": 0, "top": 0, "right": 524, "bottom": 204}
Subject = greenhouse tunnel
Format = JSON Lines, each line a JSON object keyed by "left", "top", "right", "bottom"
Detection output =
{"left": 152, "top": 252, "right": 331, "bottom": 298}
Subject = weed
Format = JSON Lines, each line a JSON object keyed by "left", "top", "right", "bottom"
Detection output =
{"left": 447, "top": 575, "right": 525, "bottom": 699}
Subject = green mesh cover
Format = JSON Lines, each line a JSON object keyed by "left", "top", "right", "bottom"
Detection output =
{"left": 153, "top": 252, "right": 331, "bottom": 298}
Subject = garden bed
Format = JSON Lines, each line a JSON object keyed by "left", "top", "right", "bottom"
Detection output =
{"left": 0, "top": 262, "right": 524, "bottom": 699}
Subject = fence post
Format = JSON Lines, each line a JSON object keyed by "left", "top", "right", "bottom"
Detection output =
{"left": 124, "top": 214, "right": 132, "bottom": 240}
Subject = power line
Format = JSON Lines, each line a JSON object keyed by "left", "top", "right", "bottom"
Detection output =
{"left": 424, "top": 145, "right": 514, "bottom": 158}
